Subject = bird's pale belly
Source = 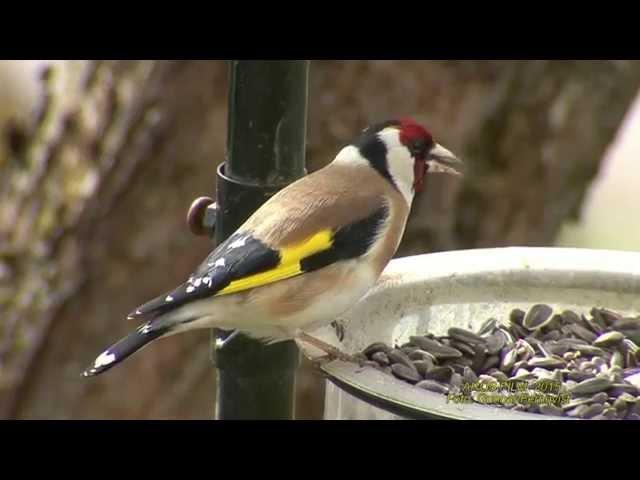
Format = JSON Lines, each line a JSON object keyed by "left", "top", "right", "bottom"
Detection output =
{"left": 245, "top": 258, "right": 378, "bottom": 337}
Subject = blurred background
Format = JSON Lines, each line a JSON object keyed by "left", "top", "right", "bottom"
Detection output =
{"left": 0, "top": 60, "right": 639, "bottom": 419}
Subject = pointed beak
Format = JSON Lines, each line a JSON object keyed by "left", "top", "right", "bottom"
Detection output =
{"left": 426, "top": 143, "right": 463, "bottom": 176}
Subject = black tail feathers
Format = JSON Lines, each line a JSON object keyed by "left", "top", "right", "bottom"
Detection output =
{"left": 82, "top": 324, "right": 169, "bottom": 377}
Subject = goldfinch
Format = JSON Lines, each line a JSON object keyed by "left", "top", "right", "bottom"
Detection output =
{"left": 83, "top": 118, "right": 462, "bottom": 377}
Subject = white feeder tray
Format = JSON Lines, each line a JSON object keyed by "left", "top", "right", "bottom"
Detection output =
{"left": 298, "top": 247, "right": 640, "bottom": 420}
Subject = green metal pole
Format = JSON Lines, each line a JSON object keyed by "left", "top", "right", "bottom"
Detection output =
{"left": 213, "top": 60, "right": 308, "bottom": 419}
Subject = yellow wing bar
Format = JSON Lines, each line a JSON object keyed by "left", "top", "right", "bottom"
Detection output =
{"left": 215, "top": 230, "right": 333, "bottom": 296}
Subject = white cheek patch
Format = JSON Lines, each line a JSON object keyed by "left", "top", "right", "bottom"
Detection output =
{"left": 94, "top": 351, "right": 116, "bottom": 369}
{"left": 385, "top": 145, "right": 415, "bottom": 206}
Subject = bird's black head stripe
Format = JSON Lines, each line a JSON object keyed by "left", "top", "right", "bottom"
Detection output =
{"left": 353, "top": 122, "right": 399, "bottom": 191}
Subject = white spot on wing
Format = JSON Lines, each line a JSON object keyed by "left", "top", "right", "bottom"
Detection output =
{"left": 165, "top": 295, "right": 174, "bottom": 302}
{"left": 208, "top": 257, "right": 226, "bottom": 267}
{"left": 228, "top": 237, "right": 247, "bottom": 249}
{"left": 193, "top": 277, "right": 202, "bottom": 287}
{"left": 138, "top": 322, "right": 152, "bottom": 334}
{"left": 186, "top": 285, "right": 195, "bottom": 293}
{"left": 94, "top": 351, "right": 116, "bottom": 369}
{"left": 202, "top": 276, "right": 212, "bottom": 286}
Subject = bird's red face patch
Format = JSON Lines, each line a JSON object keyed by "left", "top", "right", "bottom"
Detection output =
{"left": 398, "top": 118, "right": 434, "bottom": 193}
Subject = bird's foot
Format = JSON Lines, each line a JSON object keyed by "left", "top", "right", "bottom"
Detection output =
{"left": 294, "top": 331, "right": 361, "bottom": 365}
{"left": 330, "top": 320, "right": 345, "bottom": 342}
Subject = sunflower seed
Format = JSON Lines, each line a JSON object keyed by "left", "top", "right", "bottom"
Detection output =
{"left": 387, "top": 349, "right": 415, "bottom": 370}
{"left": 363, "top": 361, "right": 380, "bottom": 369}
{"left": 412, "top": 360, "right": 434, "bottom": 377}
{"left": 471, "top": 348, "right": 487, "bottom": 372}
{"left": 409, "top": 336, "right": 463, "bottom": 360}
{"left": 539, "top": 404, "right": 563, "bottom": 417}
{"left": 541, "top": 341, "right": 567, "bottom": 357}
{"left": 564, "top": 369, "right": 594, "bottom": 382}
{"left": 391, "top": 363, "right": 421, "bottom": 383}
{"left": 424, "top": 366, "right": 454, "bottom": 382}
{"left": 627, "top": 351, "right": 639, "bottom": 368}
{"left": 490, "top": 371, "right": 510, "bottom": 382}
{"left": 580, "top": 403, "right": 604, "bottom": 419}
{"left": 580, "top": 361, "right": 596, "bottom": 372}
{"left": 408, "top": 349, "right": 437, "bottom": 363}
{"left": 562, "top": 397, "right": 594, "bottom": 411}
{"left": 485, "top": 333, "right": 506, "bottom": 355}
{"left": 523, "top": 304, "right": 554, "bottom": 330}
{"left": 500, "top": 347, "right": 519, "bottom": 372}
{"left": 573, "top": 344, "right": 605, "bottom": 356}
{"left": 590, "top": 392, "right": 609, "bottom": 404}
{"left": 590, "top": 308, "right": 608, "bottom": 330}
{"left": 448, "top": 327, "right": 486, "bottom": 346}
{"left": 449, "top": 340, "right": 476, "bottom": 357}
{"left": 512, "top": 323, "right": 531, "bottom": 339}
{"left": 593, "top": 331, "right": 625, "bottom": 348}
{"left": 561, "top": 310, "right": 581, "bottom": 325}
{"left": 569, "top": 377, "right": 613, "bottom": 396}
{"left": 478, "top": 374, "right": 499, "bottom": 385}
{"left": 370, "top": 351, "right": 390, "bottom": 366}
{"left": 497, "top": 327, "right": 515, "bottom": 344}
{"left": 567, "top": 324, "right": 598, "bottom": 343}
{"left": 481, "top": 355, "right": 500, "bottom": 372}
{"left": 567, "top": 404, "right": 590, "bottom": 418}
{"left": 510, "top": 308, "right": 526, "bottom": 326}
{"left": 612, "top": 317, "right": 640, "bottom": 331}
{"left": 557, "top": 337, "right": 589, "bottom": 346}
{"left": 610, "top": 350, "right": 625, "bottom": 369}
{"left": 463, "top": 366, "right": 478, "bottom": 383}
{"left": 416, "top": 380, "right": 449, "bottom": 394}
{"left": 477, "top": 317, "right": 497, "bottom": 336}
{"left": 624, "top": 368, "right": 640, "bottom": 388}
{"left": 609, "top": 383, "right": 639, "bottom": 397}
{"left": 528, "top": 356, "right": 566, "bottom": 369}
{"left": 400, "top": 346, "right": 419, "bottom": 356}
{"left": 363, "top": 342, "right": 392, "bottom": 357}
{"left": 607, "top": 366, "right": 624, "bottom": 383}
{"left": 598, "top": 308, "right": 622, "bottom": 325}
{"left": 613, "top": 393, "right": 636, "bottom": 410}
{"left": 513, "top": 368, "right": 535, "bottom": 381}
{"left": 622, "top": 339, "right": 640, "bottom": 354}
{"left": 542, "top": 330, "right": 563, "bottom": 342}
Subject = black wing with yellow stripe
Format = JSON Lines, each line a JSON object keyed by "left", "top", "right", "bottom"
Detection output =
{"left": 128, "top": 204, "right": 389, "bottom": 321}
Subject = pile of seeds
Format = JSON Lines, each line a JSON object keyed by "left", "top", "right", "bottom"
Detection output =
{"left": 358, "top": 305, "right": 640, "bottom": 420}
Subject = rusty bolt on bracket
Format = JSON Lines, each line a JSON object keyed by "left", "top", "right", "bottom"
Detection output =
{"left": 187, "top": 196, "right": 218, "bottom": 237}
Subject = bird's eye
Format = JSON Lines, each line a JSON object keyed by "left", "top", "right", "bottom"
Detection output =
{"left": 410, "top": 139, "right": 427, "bottom": 157}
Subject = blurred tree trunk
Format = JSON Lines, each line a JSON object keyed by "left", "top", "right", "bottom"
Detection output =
{"left": 1, "top": 60, "right": 639, "bottom": 419}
